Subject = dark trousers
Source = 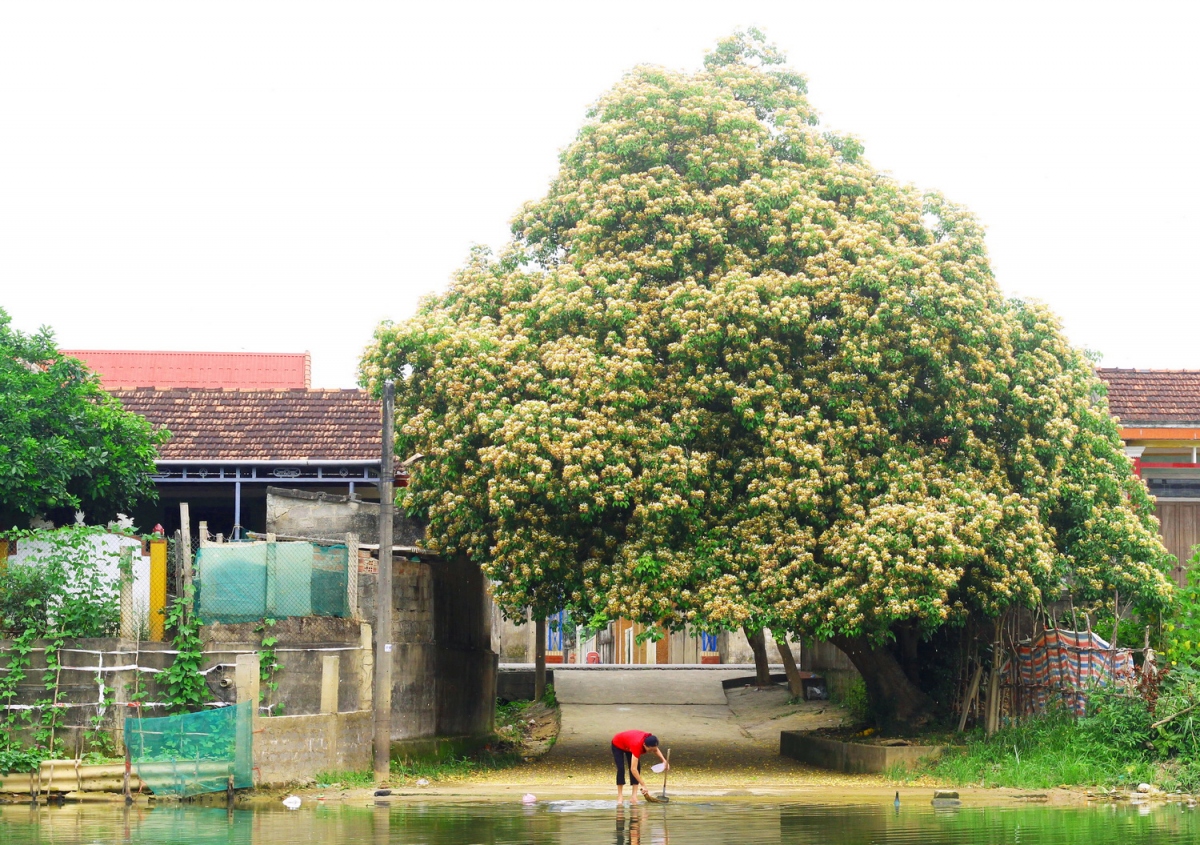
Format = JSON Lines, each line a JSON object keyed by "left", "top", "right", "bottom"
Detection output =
{"left": 611, "top": 743, "right": 641, "bottom": 786}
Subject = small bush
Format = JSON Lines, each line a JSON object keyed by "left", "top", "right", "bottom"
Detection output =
{"left": 835, "top": 676, "right": 871, "bottom": 724}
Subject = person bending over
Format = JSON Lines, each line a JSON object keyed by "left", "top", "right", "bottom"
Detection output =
{"left": 611, "top": 729, "right": 667, "bottom": 804}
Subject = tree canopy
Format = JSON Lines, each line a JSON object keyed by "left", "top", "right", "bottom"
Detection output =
{"left": 361, "top": 31, "right": 1173, "bottom": 715}
{"left": 0, "top": 308, "right": 164, "bottom": 530}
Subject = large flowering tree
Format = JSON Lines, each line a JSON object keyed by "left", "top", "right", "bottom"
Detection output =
{"left": 361, "top": 31, "right": 1173, "bottom": 726}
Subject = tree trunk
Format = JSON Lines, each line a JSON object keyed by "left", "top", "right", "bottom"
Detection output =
{"left": 897, "top": 622, "right": 921, "bottom": 686}
{"left": 534, "top": 617, "right": 547, "bottom": 701}
{"left": 774, "top": 631, "right": 805, "bottom": 699}
{"left": 745, "top": 627, "right": 773, "bottom": 687}
{"left": 830, "top": 635, "right": 935, "bottom": 731}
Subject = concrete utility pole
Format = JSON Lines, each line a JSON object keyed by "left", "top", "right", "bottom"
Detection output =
{"left": 373, "top": 380, "right": 395, "bottom": 782}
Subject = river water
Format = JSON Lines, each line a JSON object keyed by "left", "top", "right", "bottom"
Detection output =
{"left": 1, "top": 799, "right": 1198, "bottom": 844}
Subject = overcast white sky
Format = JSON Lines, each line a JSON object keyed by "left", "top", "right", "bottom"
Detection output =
{"left": 2, "top": 1, "right": 1197, "bottom": 388}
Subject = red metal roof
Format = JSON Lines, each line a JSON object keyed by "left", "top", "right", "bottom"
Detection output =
{"left": 61, "top": 350, "right": 311, "bottom": 390}
{"left": 1098, "top": 369, "right": 1200, "bottom": 426}
{"left": 109, "top": 388, "right": 381, "bottom": 461}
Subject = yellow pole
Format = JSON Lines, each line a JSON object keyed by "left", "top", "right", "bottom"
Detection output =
{"left": 149, "top": 538, "right": 168, "bottom": 641}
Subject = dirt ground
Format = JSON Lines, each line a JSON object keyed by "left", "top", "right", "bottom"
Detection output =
{"left": 271, "top": 673, "right": 1092, "bottom": 808}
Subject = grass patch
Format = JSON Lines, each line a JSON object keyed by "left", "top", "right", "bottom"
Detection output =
{"left": 903, "top": 708, "right": 1162, "bottom": 791}
{"left": 314, "top": 769, "right": 376, "bottom": 789}
{"left": 389, "top": 753, "right": 522, "bottom": 783}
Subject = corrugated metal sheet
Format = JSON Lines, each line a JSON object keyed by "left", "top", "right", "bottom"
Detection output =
{"left": 60, "top": 350, "right": 311, "bottom": 390}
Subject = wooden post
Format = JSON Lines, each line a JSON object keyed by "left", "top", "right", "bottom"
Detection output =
{"left": 198, "top": 521, "right": 210, "bottom": 548}
{"left": 957, "top": 664, "right": 983, "bottom": 733}
{"left": 374, "top": 380, "right": 395, "bottom": 782}
{"left": 119, "top": 546, "right": 136, "bottom": 640}
{"left": 265, "top": 534, "right": 278, "bottom": 618}
{"left": 148, "top": 539, "right": 168, "bottom": 642}
{"left": 179, "top": 503, "right": 193, "bottom": 597}
{"left": 346, "top": 532, "right": 359, "bottom": 620}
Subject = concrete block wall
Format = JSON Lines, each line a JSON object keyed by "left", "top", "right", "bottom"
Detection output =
{"left": 202, "top": 617, "right": 368, "bottom": 716}
{"left": 0, "top": 638, "right": 175, "bottom": 753}
{"left": 266, "top": 488, "right": 499, "bottom": 744}
{"left": 255, "top": 711, "right": 372, "bottom": 784}
{"left": 265, "top": 486, "right": 424, "bottom": 547}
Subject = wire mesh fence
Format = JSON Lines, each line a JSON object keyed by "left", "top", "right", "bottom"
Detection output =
{"left": 194, "top": 539, "right": 354, "bottom": 634}
{"left": 125, "top": 701, "right": 253, "bottom": 797}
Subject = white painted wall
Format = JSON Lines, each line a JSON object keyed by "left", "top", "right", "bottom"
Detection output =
{"left": 8, "top": 530, "right": 151, "bottom": 630}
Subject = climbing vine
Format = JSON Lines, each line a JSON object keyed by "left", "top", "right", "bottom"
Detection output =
{"left": 0, "top": 526, "right": 122, "bottom": 770}
{"left": 161, "top": 583, "right": 208, "bottom": 712}
{"left": 256, "top": 618, "right": 283, "bottom": 715}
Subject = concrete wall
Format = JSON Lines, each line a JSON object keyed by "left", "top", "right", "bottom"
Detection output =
{"left": 266, "top": 489, "right": 498, "bottom": 743}
{"left": 202, "top": 617, "right": 369, "bottom": 715}
{"left": 255, "top": 711, "right": 372, "bottom": 784}
{"left": 780, "top": 731, "right": 943, "bottom": 773}
{"left": 0, "top": 638, "right": 175, "bottom": 753}
{"left": 266, "top": 487, "right": 424, "bottom": 547}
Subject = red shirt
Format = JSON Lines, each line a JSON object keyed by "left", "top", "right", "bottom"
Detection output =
{"left": 612, "top": 730, "right": 653, "bottom": 757}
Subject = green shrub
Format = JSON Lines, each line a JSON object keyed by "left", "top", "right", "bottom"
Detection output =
{"left": 835, "top": 676, "right": 871, "bottom": 724}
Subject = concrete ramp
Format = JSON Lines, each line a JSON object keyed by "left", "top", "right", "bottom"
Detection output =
{"left": 553, "top": 667, "right": 749, "bottom": 705}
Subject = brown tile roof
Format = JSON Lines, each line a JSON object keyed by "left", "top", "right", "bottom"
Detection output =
{"left": 1097, "top": 369, "right": 1200, "bottom": 426}
{"left": 109, "top": 388, "right": 382, "bottom": 461}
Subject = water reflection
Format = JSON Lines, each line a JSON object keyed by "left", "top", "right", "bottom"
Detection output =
{"left": 0, "top": 798, "right": 1197, "bottom": 845}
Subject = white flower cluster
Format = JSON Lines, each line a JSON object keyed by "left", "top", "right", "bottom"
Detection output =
{"left": 358, "top": 33, "right": 1173, "bottom": 635}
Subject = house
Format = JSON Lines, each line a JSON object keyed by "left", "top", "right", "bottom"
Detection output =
{"left": 62, "top": 350, "right": 383, "bottom": 540}
{"left": 1099, "top": 368, "right": 1200, "bottom": 585}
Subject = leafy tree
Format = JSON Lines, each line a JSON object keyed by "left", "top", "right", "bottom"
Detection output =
{"left": 0, "top": 308, "right": 164, "bottom": 529}
{"left": 361, "top": 31, "right": 1174, "bottom": 726}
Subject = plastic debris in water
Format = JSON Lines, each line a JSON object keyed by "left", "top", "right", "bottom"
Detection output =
{"left": 282, "top": 795, "right": 302, "bottom": 810}
{"left": 522, "top": 793, "right": 537, "bottom": 805}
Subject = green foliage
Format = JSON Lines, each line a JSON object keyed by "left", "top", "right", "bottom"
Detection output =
{"left": 0, "top": 564, "right": 51, "bottom": 635}
{"left": 389, "top": 753, "right": 521, "bottom": 783}
{"left": 0, "top": 307, "right": 165, "bottom": 530}
{"left": 256, "top": 618, "right": 283, "bottom": 714}
{"left": 161, "top": 584, "right": 209, "bottom": 712}
{"left": 314, "top": 768, "right": 376, "bottom": 788}
{"left": 0, "top": 745, "right": 43, "bottom": 776}
{"left": 1163, "top": 550, "right": 1200, "bottom": 667}
{"left": 916, "top": 706, "right": 1158, "bottom": 790}
{"left": 834, "top": 676, "right": 871, "bottom": 724}
{"left": 918, "top": 667, "right": 1200, "bottom": 792}
{"left": 541, "top": 682, "right": 557, "bottom": 708}
{"left": 0, "top": 525, "right": 127, "bottom": 765}
{"left": 359, "top": 30, "right": 1172, "bottom": 667}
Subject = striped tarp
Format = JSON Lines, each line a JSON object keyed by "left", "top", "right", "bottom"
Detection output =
{"left": 1011, "top": 628, "right": 1134, "bottom": 716}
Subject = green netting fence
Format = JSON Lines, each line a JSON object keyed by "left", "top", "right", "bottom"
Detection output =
{"left": 125, "top": 701, "right": 253, "bottom": 797}
{"left": 195, "top": 540, "right": 349, "bottom": 624}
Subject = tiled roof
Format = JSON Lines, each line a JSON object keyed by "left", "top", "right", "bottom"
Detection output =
{"left": 63, "top": 350, "right": 310, "bottom": 390}
{"left": 1097, "top": 369, "right": 1200, "bottom": 426}
{"left": 109, "top": 388, "right": 382, "bottom": 461}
